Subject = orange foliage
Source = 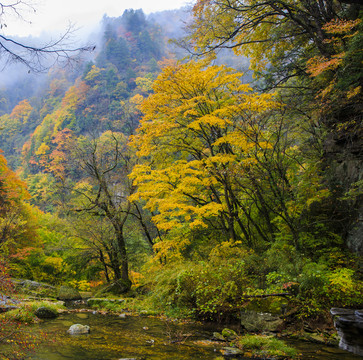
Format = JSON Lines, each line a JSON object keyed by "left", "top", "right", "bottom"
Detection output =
{"left": 9, "top": 99, "right": 33, "bottom": 124}
{"left": 49, "top": 128, "right": 75, "bottom": 179}
{"left": 0, "top": 150, "right": 29, "bottom": 211}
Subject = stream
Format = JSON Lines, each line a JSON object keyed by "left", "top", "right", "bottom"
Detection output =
{"left": 20, "top": 312, "right": 363, "bottom": 360}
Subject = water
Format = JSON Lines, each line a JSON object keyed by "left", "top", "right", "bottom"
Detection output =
{"left": 28, "top": 312, "right": 222, "bottom": 360}
{"left": 287, "top": 340, "right": 363, "bottom": 360}
{"left": 23, "top": 312, "right": 363, "bottom": 360}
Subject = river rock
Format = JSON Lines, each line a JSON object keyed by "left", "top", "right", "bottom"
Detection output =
{"left": 220, "top": 347, "right": 243, "bottom": 356}
{"left": 212, "top": 332, "right": 226, "bottom": 341}
{"left": 67, "top": 324, "right": 90, "bottom": 335}
{"left": 221, "top": 328, "right": 238, "bottom": 340}
{"left": 12, "top": 279, "right": 57, "bottom": 298}
{"left": 240, "top": 310, "right": 283, "bottom": 332}
{"left": 58, "top": 286, "right": 82, "bottom": 301}
{"left": 34, "top": 306, "right": 58, "bottom": 319}
{"left": 0, "top": 295, "right": 19, "bottom": 313}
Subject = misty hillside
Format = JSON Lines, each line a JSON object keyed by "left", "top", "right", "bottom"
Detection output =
{"left": 0, "top": 8, "right": 188, "bottom": 170}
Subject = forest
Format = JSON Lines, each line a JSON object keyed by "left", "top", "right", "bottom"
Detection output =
{"left": 0, "top": 1, "right": 362, "bottom": 358}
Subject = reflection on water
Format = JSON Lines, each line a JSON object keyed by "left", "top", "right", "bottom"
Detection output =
{"left": 29, "top": 312, "right": 221, "bottom": 360}
{"left": 27, "top": 312, "right": 363, "bottom": 360}
{"left": 287, "top": 340, "right": 363, "bottom": 360}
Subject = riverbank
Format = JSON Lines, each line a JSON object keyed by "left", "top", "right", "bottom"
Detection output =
{"left": 3, "top": 300, "right": 363, "bottom": 360}
{"left": 2, "top": 279, "right": 362, "bottom": 359}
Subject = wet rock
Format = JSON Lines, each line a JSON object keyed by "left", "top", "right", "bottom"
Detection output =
{"left": 67, "top": 324, "right": 90, "bottom": 335}
{"left": 331, "top": 308, "right": 363, "bottom": 356}
{"left": 330, "top": 308, "right": 355, "bottom": 317}
{"left": 58, "top": 286, "right": 82, "bottom": 301}
{"left": 355, "top": 310, "right": 363, "bottom": 320}
{"left": 306, "top": 332, "right": 326, "bottom": 344}
{"left": 34, "top": 306, "right": 58, "bottom": 319}
{"left": 220, "top": 347, "right": 243, "bottom": 356}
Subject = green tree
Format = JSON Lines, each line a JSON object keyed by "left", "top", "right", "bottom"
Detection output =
{"left": 64, "top": 131, "right": 155, "bottom": 292}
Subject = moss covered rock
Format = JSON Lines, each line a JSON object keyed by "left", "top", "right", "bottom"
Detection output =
{"left": 34, "top": 306, "right": 58, "bottom": 319}
{"left": 95, "top": 279, "right": 132, "bottom": 296}
{"left": 13, "top": 279, "right": 57, "bottom": 298}
{"left": 57, "top": 286, "right": 82, "bottom": 301}
{"left": 222, "top": 328, "right": 238, "bottom": 340}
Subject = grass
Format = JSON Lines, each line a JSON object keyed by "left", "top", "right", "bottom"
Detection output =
{"left": 1, "top": 300, "right": 65, "bottom": 323}
{"left": 237, "top": 334, "right": 299, "bottom": 359}
{"left": 27, "top": 300, "right": 65, "bottom": 313}
{"left": 2, "top": 307, "right": 37, "bottom": 323}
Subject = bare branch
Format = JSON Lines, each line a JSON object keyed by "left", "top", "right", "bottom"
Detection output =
{"left": 0, "top": 2, "right": 94, "bottom": 72}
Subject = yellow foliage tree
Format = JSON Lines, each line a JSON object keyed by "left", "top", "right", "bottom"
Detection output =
{"left": 130, "top": 61, "right": 279, "bottom": 256}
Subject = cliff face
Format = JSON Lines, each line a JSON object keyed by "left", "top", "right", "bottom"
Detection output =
{"left": 324, "top": 123, "right": 363, "bottom": 255}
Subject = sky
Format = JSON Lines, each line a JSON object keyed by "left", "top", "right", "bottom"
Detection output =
{"left": 3, "top": 0, "right": 190, "bottom": 37}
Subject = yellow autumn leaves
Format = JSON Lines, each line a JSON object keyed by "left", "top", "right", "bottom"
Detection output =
{"left": 129, "top": 60, "right": 279, "bottom": 237}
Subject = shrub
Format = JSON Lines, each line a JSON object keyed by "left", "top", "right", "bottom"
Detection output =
{"left": 3, "top": 307, "right": 37, "bottom": 324}
{"left": 324, "top": 268, "right": 363, "bottom": 307}
{"left": 141, "top": 242, "right": 252, "bottom": 320}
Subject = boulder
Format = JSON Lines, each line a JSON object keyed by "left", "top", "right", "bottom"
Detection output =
{"left": 0, "top": 295, "right": 19, "bottom": 313}
{"left": 332, "top": 308, "right": 363, "bottom": 356}
{"left": 67, "top": 324, "right": 90, "bottom": 335}
{"left": 96, "top": 279, "right": 132, "bottom": 296}
{"left": 240, "top": 310, "right": 283, "bottom": 332}
{"left": 12, "top": 279, "right": 57, "bottom": 298}
{"left": 221, "top": 328, "right": 238, "bottom": 340}
{"left": 58, "top": 286, "right": 82, "bottom": 301}
{"left": 212, "top": 332, "right": 226, "bottom": 341}
{"left": 34, "top": 306, "right": 58, "bottom": 319}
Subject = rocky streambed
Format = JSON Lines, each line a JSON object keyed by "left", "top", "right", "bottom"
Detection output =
{"left": 3, "top": 280, "right": 363, "bottom": 359}
{"left": 10, "top": 308, "right": 361, "bottom": 360}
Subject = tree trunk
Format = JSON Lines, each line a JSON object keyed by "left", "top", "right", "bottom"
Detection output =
{"left": 114, "top": 224, "right": 132, "bottom": 293}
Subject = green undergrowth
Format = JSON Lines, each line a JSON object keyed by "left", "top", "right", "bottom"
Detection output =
{"left": 2, "top": 307, "right": 37, "bottom": 323}
{"left": 128, "top": 242, "right": 363, "bottom": 323}
{"left": 27, "top": 300, "right": 65, "bottom": 313}
{"left": 1, "top": 300, "right": 65, "bottom": 323}
{"left": 236, "top": 334, "right": 299, "bottom": 359}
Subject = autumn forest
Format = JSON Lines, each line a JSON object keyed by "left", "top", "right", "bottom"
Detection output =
{"left": 0, "top": 1, "right": 362, "bottom": 358}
